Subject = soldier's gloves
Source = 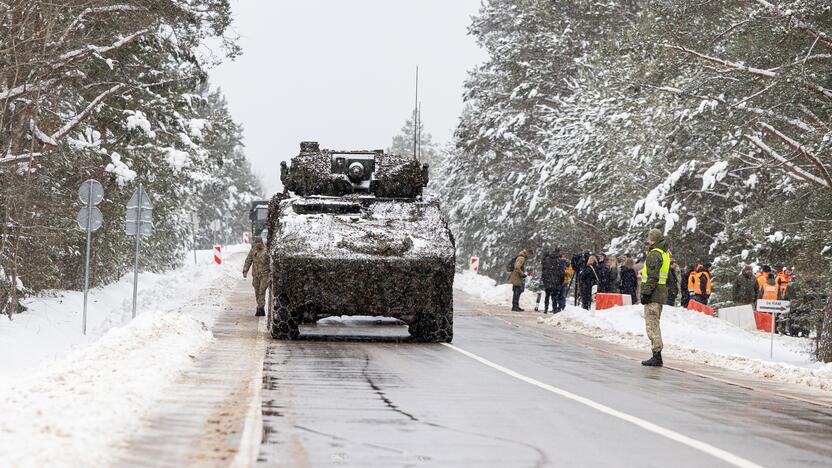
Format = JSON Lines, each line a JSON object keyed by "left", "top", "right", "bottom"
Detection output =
{"left": 640, "top": 294, "right": 650, "bottom": 305}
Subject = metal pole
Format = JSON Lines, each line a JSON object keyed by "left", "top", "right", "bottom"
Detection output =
{"left": 192, "top": 213, "right": 198, "bottom": 265}
{"left": 82, "top": 184, "right": 93, "bottom": 335}
{"left": 770, "top": 312, "right": 775, "bottom": 359}
{"left": 131, "top": 184, "right": 142, "bottom": 319}
{"left": 413, "top": 66, "right": 419, "bottom": 160}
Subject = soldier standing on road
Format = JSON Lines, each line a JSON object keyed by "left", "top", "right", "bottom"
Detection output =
{"left": 243, "top": 237, "right": 270, "bottom": 317}
{"left": 640, "top": 228, "right": 670, "bottom": 367}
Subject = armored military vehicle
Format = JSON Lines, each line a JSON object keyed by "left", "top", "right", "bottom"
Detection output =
{"left": 266, "top": 141, "right": 455, "bottom": 341}
{"left": 249, "top": 200, "right": 270, "bottom": 240}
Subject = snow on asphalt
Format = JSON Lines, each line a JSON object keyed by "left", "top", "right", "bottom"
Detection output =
{"left": 0, "top": 245, "right": 247, "bottom": 468}
{"left": 455, "top": 271, "right": 832, "bottom": 392}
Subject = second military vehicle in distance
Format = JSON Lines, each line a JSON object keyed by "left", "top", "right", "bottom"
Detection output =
{"left": 249, "top": 200, "right": 270, "bottom": 240}
{"left": 266, "top": 141, "right": 455, "bottom": 342}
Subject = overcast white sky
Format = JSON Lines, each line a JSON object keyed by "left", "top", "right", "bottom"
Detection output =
{"left": 210, "top": 0, "right": 487, "bottom": 194}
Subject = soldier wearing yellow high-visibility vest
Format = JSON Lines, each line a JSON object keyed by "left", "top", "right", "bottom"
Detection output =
{"left": 640, "top": 228, "right": 671, "bottom": 367}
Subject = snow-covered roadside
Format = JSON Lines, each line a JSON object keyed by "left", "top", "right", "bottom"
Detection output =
{"left": 0, "top": 245, "right": 248, "bottom": 467}
{"left": 455, "top": 269, "right": 538, "bottom": 310}
{"left": 455, "top": 271, "right": 832, "bottom": 392}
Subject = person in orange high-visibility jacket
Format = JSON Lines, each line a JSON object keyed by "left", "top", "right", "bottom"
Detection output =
{"left": 776, "top": 268, "right": 793, "bottom": 298}
{"left": 756, "top": 265, "right": 772, "bottom": 291}
{"left": 688, "top": 264, "right": 712, "bottom": 305}
{"left": 759, "top": 273, "right": 781, "bottom": 301}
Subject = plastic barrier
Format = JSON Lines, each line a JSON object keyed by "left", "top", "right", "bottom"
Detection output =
{"left": 717, "top": 304, "right": 756, "bottom": 331}
{"left": 754, "top": 312, "right": 773, "bottom": 332}
{"left": 687, "top": 299, "right": 714, "bottom": 316}
{"left": 596, "top": 293, "right": 627, "bottom": 310}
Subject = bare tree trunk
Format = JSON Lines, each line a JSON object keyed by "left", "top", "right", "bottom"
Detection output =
{"left": 819, "top": 305, "right": 832, "bottom": 363}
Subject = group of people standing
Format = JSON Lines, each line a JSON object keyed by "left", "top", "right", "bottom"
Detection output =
{"left": 732, "top": 264, "right": 795, "bottom": 306}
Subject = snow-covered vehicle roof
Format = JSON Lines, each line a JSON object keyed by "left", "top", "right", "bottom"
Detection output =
{"left": 272, "top": 196, "right": 454, "bottom": 261}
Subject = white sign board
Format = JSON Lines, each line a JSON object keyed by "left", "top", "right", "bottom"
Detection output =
{"left": 757, "top": 299, "right": 791, "bottom": 314}
{"left": 470, "top": 257, "right": 480, "bottom": 272}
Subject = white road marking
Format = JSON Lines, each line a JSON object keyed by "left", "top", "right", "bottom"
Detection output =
{"left": 442, "top": 343, "right": 766, "bottom": 468}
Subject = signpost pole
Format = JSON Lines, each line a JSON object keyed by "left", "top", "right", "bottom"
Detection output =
{"left": 82, "top": 185, "right": 93, "bottom": 335}
{"left": 192, "top": 212, "right": 198, "bottom": 266}
{"left": 131, "top": 184, "right": 143, "bottom": 319}
{"left": 770, "top": 312, "right": 775, "bottom": 359}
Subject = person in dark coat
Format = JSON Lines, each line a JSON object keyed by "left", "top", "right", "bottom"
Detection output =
{"left": 666, "top": 260, "right": 680, "bottom": 307}
{"left": 579, "top": 256, "right": 599, "bottom": 310}
{"left": 595, "top": 254, "right": 610, "bottom": 293}
{"left": 680, "top": 265, "right": 694, "bottom": 308}
{"left": 732, "top": 266, "right": 758, "bottom": 306}
{"left": 603, "top": 256, "right": 620, "bottom": 293}
{"left": 619, "top": 258, "right": 638, "bottom": 304}
{"left": 540, "top": 249, "right": 565, "bottom": 314}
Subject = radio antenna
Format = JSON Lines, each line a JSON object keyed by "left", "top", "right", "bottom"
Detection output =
{"left": 413, "top": 66, "right": 419, "bottom": 160}
{"left": 417, "top": 101, "right": 422, "bottom": 160}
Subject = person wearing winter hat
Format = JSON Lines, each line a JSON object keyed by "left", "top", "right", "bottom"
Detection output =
{"left": 640, "top": 228, "right": 670, "bottom": 367}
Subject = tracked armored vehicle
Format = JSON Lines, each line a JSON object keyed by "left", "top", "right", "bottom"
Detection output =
{"left": 266, "top": 141, "right": 455, "bottom": 341}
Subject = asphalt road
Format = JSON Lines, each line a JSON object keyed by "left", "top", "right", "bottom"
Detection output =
{"left": 255, "top": 293, "right": 832, "bottom": 468}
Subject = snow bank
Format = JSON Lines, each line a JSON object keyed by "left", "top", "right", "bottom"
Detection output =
{"left": 542, "top": 306, "right": 831, "bottom": 391}
{"left": 1, "top": 246, "right": 243, "bottom": 378}
{"left": 455, "top": 271, "right": 832, "bottom": 391}
{"left": 0, "top": 312, "right": 213, "bottom": 467}
{"left": 0, "top": 245, "right": 247, "bottom": 467}
{"left": 455, "top": 270, "right": 538, "bottom": 309}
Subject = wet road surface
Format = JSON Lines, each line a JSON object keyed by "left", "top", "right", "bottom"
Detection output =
{"left": 255, "top": 294, "right": 832, "bottom": 467}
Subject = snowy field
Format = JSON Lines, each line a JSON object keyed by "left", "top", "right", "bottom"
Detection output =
{"left": 455, "top": 271, "right": 832, "bottom": 392}
{"left": 0, "top": 245, "right": 247, "bottom": 468}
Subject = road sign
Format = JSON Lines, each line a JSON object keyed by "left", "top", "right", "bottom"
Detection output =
{"left": 191, "top": 212, "right": 200, "bottom": 231}
{"left": 209, "top": 219, "right": 221, "bottom": 231}
{"left": 470, "top": 257, "right": 480, "bottom": 272}
{"left": 76, "top": 206, "right": 103, "bottom": 232}
{"left": 79, "top": 180, "right": 104, "bottom": 206}
{"left": 127, "top": 184, "right": 153, "bottom": 319}
{"left": 125, "top": 220, "right": 154, "bottom": 236}
{"left": 757, "top": 299, "right": 790, "bottom": 314}
{"left": 78, "top": 179, "right": 104, "bottom": 336}
{"left": 243, "top": 231, "right": 250, "bottom": 244}
{"left": 126, "top": 185, "right": 153, "bottom": 237}
{"left": 127, "top": 186, "right": 153, "bottom": 210}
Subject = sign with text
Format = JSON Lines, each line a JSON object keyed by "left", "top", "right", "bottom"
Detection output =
{"left": 757, "top": 299, "right": 790, "bottom": 314}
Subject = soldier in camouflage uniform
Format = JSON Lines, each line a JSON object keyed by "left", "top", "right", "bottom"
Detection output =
{"left": 243, "top": 237, "right": 270, "bottom": 317}
{"left": 640, "top": 228, "right": 670, "bottom": 367}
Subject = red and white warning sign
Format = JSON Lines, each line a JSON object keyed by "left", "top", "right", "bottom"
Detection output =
{"left": 470, "top": 256, "right": 480, "bottom": 272}
{"left": 243, "top": 231, "right": 250, "bottom": 245}
{"left": 213, "top": 245, "right": 222, "bottom": 265}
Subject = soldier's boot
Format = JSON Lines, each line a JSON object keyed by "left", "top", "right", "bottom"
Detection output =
{"left": 641, "top": 351, "right": 663, "bottom": 367}
{"left": 255, "top": 307, "right": 265, "bottom": 317}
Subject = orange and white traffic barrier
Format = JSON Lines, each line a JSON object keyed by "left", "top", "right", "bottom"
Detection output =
{"left": 595, "top": 293, "right": 632, "bottom": 310}
{"left": 213, "top": 245, "right": 222, "bottom": 265}
{"left": 688, "top": 299, "right": 714, "bottom": 316}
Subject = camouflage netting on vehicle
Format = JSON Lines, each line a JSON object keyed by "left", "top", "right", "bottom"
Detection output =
{"left": 280, "top": 147, "right": 428, "bottom": 198}
{"left": 267, "top": 195, "right": 454, "bottom": 337}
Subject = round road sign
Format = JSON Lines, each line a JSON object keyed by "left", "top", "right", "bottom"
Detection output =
{"left": 76, "top": 206, "right": 104, "bottom": 232}
{"left": 79, "top": 180, "right": 104, "bottom": 206}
